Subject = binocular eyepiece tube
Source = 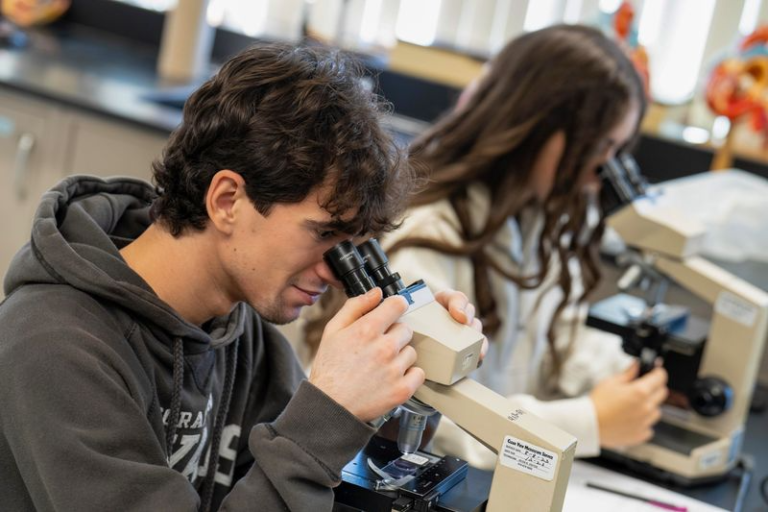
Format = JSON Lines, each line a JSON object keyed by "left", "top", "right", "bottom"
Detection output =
{"left": 598, "top": 152, "right": 648, "bottom": 217}
{"left": 324, "top": 239, "right": 405, "bottom": 299}
{"left": 323, "top": 241, "right": 376, "bottom": 298}
{"left": 323, "top": 238, "right": 434, "bottom": 456}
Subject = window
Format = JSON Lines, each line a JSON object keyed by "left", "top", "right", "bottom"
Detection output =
{"left": 396, "top": 0, "right": 442, "bottom": 46}
{"left": 111, "top": 0, "right": 743, "bottom": 108}
{"left": 637, "top": 0, "right": 716, "bottom": 104}
{"left": 739, "top": 0, "right": 762, "bottom": 35}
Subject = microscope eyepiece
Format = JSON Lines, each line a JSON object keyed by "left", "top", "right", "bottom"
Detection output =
{"left": 598, "top": 152, "right": 648, "bottom": 217}
{"left": 323, "top": 241, "right": 376, "bottom": 298}
{"left": 356, "top": 239, "right": 405, "bottom": 298}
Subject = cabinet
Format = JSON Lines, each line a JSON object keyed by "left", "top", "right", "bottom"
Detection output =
{"left": 0, "top": 88, "right": 169, "bottom": 294}
{"left": 63, "top": 112, "right": 167, "bottom": 180}
{"left": 0, "top": 90, "right": 65, "bottom": 287}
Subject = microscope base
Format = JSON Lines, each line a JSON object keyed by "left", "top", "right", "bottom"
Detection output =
{"left": 598, "top": 448, "right": 734, "bottom": 488}
{"left": 597, "top": 419, "right": 741, "bottom": 487}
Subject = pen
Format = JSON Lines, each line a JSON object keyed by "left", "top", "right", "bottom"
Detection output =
{"left": 586, "top": 481, "right": 688, "bottom": 511}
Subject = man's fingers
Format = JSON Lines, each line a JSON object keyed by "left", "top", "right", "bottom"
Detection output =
{"left": 638, "top": 428, "right": 654, "bottom": 444}
{"left": 394, "top": 345, "right": 418, "bottom": 373}
{"left": 401, "top": 366, "right": 426, "bottom": 397}
{"left": 325, "top": 287, "right": 383, "bottom": 333}
{"left": 435, "top": 290, "right": 471, "bottom": 324}
{"left": 646, "top": 406, "right": 663, "bottom": 427}
{"left": 460, "top": 302, "right": 476, "bottom": 325}
{"left": 385, "top": 322, "right": 414, "bottom": 351}
{"left": 361, "top": 295, "right": 409, "bottom": 333}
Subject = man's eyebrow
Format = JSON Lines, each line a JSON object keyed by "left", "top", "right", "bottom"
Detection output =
{"left": 303, "top": 218, "right": 360, "bottom": 235}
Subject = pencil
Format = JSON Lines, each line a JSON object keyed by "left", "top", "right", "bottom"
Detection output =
{"left": 586, "top": 481, "right": 689, "bottom": 511}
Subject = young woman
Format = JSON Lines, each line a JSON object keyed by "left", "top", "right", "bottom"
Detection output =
{"left": 295, "top": 24, "right": 668, "bottom": 469}
{"left": 387, "top": 23, "right": 668, "bottom": 468}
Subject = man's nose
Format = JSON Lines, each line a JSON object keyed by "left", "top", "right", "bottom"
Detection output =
{"left": 315, "top": 259, "right": 343, "bottom": 290}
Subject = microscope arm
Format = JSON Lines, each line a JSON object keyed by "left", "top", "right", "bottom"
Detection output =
{"left": 653, "top": 255, "right": 766, "bottom": 305}
{"left": 321, "top": 238, "right": 576, "bottom": 508}
{"left": 651, "top": 254, "right": 768, "bottom": 430}
{"left": 394, "top": 288, "right": 577, "bottom": 511}
{"left": 610, "top": 198, "right": 768, "bottom": 437}
{"left": 415, "top": 379, "right": 576, "bottom": 512}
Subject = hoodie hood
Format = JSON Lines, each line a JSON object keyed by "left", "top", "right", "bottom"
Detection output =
{"left": 4, "top": 175, "right": 244, "bottom": 350}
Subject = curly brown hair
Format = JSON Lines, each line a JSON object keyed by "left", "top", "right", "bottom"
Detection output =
{"left": 151, "top": 43, "right": 412, "bottom": 237}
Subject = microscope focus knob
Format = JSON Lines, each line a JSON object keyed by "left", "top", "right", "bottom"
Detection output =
{"left": 690, "top": 376, "right": 734, "bottom": 417}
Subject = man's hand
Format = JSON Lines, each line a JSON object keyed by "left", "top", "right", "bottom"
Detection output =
{"left": 309, "top": 288, "right": 422, "bottom": 422}
{"left": 434, "top": 290, "right": 488, "bottom": 360}
{"left": 309, "top": 288, "right": 487, "bottom": 423}
{"left": 591, "top": 361, "right": 669, "bottom": 448}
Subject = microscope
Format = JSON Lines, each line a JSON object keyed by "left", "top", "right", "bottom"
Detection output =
{"left": 587, "top": 154, "right": 768, "bottom": 485}
{"left": 324, "top": 239, "right": 577, "bottom": 511}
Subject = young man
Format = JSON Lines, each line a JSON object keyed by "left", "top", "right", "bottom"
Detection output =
{"left": 0, "top": 44, "right": 482, "bottom": 511}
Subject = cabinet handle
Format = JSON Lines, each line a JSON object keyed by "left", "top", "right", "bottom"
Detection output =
{"left": 13, "top": 132, "right": 35, "bottom": 200}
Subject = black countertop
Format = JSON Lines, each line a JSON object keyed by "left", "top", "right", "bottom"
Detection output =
{"left": 0, "top": 23, "right": 213, "bottom": 133}
{"left": 0, "top": 22, "right": 432, "bottom": 141}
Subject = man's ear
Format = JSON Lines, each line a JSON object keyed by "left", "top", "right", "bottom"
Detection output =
{"left": 206, "top": 170, "right": 248, "bottom": 235}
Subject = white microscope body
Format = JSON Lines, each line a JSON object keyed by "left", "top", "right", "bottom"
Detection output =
{"left": 325, "top": 239, "right": 576, "bottom": 511}
{"left": 590, "top": 155, "right": 768, "bottom": 482}
{"left": 601, "top": 198, "right": 768, "bottom": 481}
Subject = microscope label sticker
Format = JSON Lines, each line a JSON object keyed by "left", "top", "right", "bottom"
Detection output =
{"left": 715, "top": 291, "right": 757, "bottom": 327}
{"left": 698, "top": 450, "right": 724, "bottom": 470}
{"left": 499, "top": 436, "right": 557, "bottom": 481}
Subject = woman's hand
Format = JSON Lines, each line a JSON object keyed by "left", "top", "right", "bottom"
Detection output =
{"left": 590, "top": 361, "right": 669, "bottom": 448}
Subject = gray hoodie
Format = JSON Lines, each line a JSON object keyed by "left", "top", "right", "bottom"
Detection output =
{"left": 0, "top": 175, "right": 374, "bottom": 511}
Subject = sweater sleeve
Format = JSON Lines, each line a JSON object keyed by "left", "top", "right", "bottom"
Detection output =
{"left": 556, "top": 322, "right": 635, "bottom": 397}
{"left": 509, "top": 394, "right": 600, "bottom": 457}
{"left": 548, "top": 259, "right": 635, "bottom": 397}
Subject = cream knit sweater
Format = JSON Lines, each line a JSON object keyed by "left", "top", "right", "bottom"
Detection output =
{"left": 381, "top": 184, "right": 632, "bottom": 468}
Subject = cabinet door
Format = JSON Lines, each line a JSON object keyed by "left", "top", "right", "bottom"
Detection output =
{"left": 0, "top": 91, "right": 62, "bottom": 288}
{"left": 64, "top": 112, "right": 168, "bottom": 182}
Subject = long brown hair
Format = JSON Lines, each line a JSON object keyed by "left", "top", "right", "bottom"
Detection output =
{"left": 389, "top": 24, "right": 646, "bottom": 381}
{"left": 306, "top": 25, "right": 645, "bottom": 376}
{"left": 303, "top": 25, "right": 645, "bottom": 378}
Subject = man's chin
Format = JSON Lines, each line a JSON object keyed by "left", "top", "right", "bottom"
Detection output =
{"left": 259, "top": 306, "right": 304, "bottom": 326}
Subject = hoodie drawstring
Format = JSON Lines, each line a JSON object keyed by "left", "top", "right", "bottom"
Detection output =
{"left": 200, "top": 338, "right": 239, "bottom": 512}
{"left": 166, "top": 337, "right": 185, "bottom": 458}
{"left": 165, "top": 336, "right": 239, "bottom": 512}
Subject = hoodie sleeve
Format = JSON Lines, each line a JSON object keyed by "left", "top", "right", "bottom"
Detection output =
{"left": 220, "top": 381, "right": 375, "bottom": 512}
{"left": 0, "top": 291, "right": 374, "bottom": 512}
{"left": 0, "top": 305, "right": 200, "bottom": 511}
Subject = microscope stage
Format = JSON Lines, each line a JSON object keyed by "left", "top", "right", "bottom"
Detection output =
{"left": 334, "top": 436, "right": 487, "bottom": 512}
